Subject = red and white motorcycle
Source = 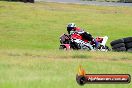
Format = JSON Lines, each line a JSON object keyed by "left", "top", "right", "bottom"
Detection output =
{"left": 59, "top": 33, "right": 110, "bottom": 51}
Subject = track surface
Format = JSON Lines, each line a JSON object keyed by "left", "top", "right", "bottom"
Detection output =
{"left": 36, "top": 0, "right": 132, "bottom": 6}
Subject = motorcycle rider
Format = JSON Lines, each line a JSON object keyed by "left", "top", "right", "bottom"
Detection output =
{"left": 66, "top": 23, "right": 98, "bottom": 48}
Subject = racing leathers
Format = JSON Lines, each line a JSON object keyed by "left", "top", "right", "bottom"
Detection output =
{"left": 69, "top": 27, "right": 98, "bottom": 48}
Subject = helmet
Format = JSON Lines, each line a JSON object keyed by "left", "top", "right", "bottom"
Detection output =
{"left": 67, "top": 23, "right": 76, "bottom": 34}
{"left": 67, "top": 23, "right": 76, "bottom": 28}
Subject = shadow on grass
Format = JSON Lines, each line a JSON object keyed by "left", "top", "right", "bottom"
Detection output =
{"left": 0, "top": 0, "right": 34, "bottom": 3}
{"left": 72, "top": 54, "right": 92, "bottom": 59}
{"left": 0, "top": 0, "right": 22, "bottom": 1}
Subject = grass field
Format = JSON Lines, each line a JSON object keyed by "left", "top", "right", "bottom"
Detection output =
{"left": 0, "top": 1, "right": 132, "bottom": 88}
{"left": 82, "top": 0, "right": 121, "bottom": 2}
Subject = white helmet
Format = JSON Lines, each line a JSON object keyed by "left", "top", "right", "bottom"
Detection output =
{"left": 67, "top": 23, "right": 76, "bottom": 28}
{"left": 67, "top": 23, "right": 76, "bottom": 34}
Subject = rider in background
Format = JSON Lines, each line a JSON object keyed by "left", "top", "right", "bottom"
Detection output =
{"left": 66, "top": 23, "right": 98, "bottom": 48}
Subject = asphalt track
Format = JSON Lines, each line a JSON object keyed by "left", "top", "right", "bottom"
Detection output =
{"left": 36, "top": 0, "right": 132, "bottom": 6}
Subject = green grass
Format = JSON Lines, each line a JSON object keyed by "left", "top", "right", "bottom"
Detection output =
{"left": 0, "top": 1, "right": 132, "bottom": 88}
{"left": 0, "top": 50, "right": 132, "bottom": 88}
{"left": 0, "top": 1, "right": 132, "bottom": 50}
{"left": 82, "top": 0, "right": 121, "bottom": 2}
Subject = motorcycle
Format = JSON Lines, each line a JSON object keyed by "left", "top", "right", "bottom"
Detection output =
{"left": 59, "top": 33, "right": 110, "bottom": 51}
